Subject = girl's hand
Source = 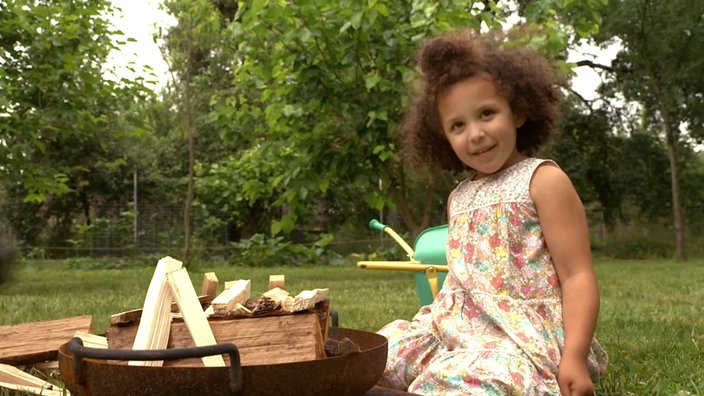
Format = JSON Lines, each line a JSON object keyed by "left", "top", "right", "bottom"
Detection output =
{"left": 557, "top": 354, "right": 594, "bottom": 396}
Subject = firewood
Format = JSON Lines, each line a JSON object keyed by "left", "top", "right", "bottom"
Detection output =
{"left": 200, "top": 272, "right": 219, "bottom": 299}
{"left": 268, "top": 274, "right": 285, "bottom": 289}
{"left": 129, "top": 256, "right": 182, "bottom": 366}
{"left": 262, "top": 287, "right": 292, "bottom": 310}
{"left": 324, "top": 337, "right": 361, "bottom": 357}
{"left": 74, "top": 331, "right": 108, "bottom": 349}
{"left": 291, "top": 288, "right": 329, "bottom": 312}
{"left": 210, "top": 279, "right": 251, "bottom": 314}
{"left": 111, "top": 295, "right": 211, "bottom": 325}
{"left": 0, "top": 363, "right": 64, "bottom": 396}
{"left": 108, "top": 312, "right": 325, "bottom": 366}
{"left": 166, "top": 267, "right": 225, "bottom": 367}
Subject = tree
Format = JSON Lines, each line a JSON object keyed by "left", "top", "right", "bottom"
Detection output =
{"left": 148, "top": 0, "right": 609, "bottom": 248}
{"left": 0, "top": 0, "right": 152, "bottom": 249}
{"left": 551, "top": 95, "right": 623, "bottom": 231}
{"left": 156, "top": 0, "right": 232, "bottom": 262}
{"left": 595, "top": 0, "right": 704, "bottom": 260}
{"left": 200, "top": 0, "right": 608, "bottom": 239}
{"left": 214, "top": 0, "right": 495, "bottom": 237}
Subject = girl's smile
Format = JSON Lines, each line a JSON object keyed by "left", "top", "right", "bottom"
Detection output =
{"left": 438, "top": 76, "right": 526, "bottom": 179}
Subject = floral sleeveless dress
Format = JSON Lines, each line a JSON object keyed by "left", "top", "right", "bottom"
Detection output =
{"left": 377, "top": 158, "right": 608, "bottom": 395}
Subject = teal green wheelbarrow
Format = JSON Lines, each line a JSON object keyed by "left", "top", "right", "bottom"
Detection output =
{"left": 357, "top": 219, "right": 449, "bottom": 306}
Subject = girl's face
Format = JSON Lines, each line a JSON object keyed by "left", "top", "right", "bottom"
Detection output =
{"left": 438, "top": 76, "right": 526, "bottom": 179}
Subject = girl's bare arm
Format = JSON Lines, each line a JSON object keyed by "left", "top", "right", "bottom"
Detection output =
{"left": 531, "top": 163, "right": 599, "bottom": 395}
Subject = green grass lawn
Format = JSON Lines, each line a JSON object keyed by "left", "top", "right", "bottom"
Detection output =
{"left": 1, "top": 257, "right": 702, "bottom": 395}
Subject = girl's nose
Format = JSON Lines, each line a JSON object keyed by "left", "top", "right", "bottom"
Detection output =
{"left": 467, "top": 122, "right": 484, "bottom": 142}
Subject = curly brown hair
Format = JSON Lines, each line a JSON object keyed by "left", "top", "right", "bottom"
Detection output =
{"left": 401, "top": 29, "right": 565, "bottom": 173}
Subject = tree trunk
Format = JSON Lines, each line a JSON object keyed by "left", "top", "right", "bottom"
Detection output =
{"left": 664, "top": 123, "right": 686, "bottom": 261}
{"left": 392, "top": 167, "right": 437, "bottom": 240}
{"left": 182, "top": 23, "right": 195, "bottom": 264}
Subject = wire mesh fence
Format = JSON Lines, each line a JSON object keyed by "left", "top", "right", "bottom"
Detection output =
{"left": 15, "top": 203, "right": 387, "bottom": 260}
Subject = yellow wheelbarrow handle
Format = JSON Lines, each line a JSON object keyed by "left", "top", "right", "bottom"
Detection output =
{"left": 357, "top": 261, "right": 449, "bottom": 299}
{"left": 356, "top": 261, "right": 448, "bottom": 272}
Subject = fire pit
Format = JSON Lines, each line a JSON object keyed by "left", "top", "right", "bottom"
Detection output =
{"left": 59, "top": 327, "right": 387, "bottom": 396}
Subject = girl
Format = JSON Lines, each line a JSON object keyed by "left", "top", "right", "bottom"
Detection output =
{"left": 378, "top": 29, "right": 608, "bottom": 395}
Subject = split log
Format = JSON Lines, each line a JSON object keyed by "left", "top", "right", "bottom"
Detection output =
{"left": 0, "top": 363, "right": 65, "bottom": 396}
{"left": 291, "top": 288, "right": 329, "bottom": 312}
{"left": 200, "top": 272, "right": 219, "bottom": 299}
{"left": 262, "top": 287, "right": 291, "bottom": 310}
{"left": 268, "top": 274, "right": 285, "bottom": 289}
{"left": 74, "top": 331, "right": 108, "bottom": 349}
{"left": 129, "top": 256, "right": 182, "bottom": 366}
{"left": 166, "top": 267, "right": 225, "bottom": 367}
{"left": 210, "top": 279, "right": 251, "bottom": 314}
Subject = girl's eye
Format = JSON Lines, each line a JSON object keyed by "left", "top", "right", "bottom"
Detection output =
{"left": 480, "top": 109, "right": 495, "bottom": 119}
{"left": 451, "top": 121, "right": 464, "bottom": 132}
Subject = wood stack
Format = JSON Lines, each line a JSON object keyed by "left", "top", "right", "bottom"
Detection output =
{"left": 0, "top": 256, "right": 334, "bottom": 394}
{"left": 128, "top": 256, "right": 225, "bottom": 367}
{"left": 108, "top": 260, "right": 332, "bottom": 367}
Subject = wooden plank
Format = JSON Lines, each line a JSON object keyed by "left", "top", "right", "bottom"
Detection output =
{"left": 166, "top": 267, "right": 225, "bottom": 367}
{"left": 108, "top": 312, "right": 323, "bottom": 367}
{"left": 0, "top": 315, "right": 93, "bottom": 365}
{"left": 129, "top": 256, "right": 182, "bottom": 366}
{"left": 201, "top": 272, "right": 219, "bottom": 299}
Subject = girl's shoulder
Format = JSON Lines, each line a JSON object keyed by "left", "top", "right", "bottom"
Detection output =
{"left": 530, "top": 160, "right": 576, "bottom": 203}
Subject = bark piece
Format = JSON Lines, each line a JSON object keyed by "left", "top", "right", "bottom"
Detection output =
{"left": 324, "top": 336, "right": 361, "bottom": 357}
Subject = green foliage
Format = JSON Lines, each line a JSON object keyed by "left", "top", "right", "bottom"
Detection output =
{"left": 596, "top": 0, "right": 704, "bottom": 140}
{"left": 227, "top": 233, "right": 338, "bottom": 267}
{"left": 552, "top": 96, "right": 623, "bottom": 229}
{"left": 0, "top": 0, "right": 157, "bottom": 248}
{"left": 515, "top": 0, "right": 608, "bottom": 73}
{"left": 223, "top": 0, "right": 493, "bottom": 234}
{"left": 192, "top": 0, "right": 607, "bottom": 238}
{"left": 0, "top": 0, "right": 151, "bottom": 201}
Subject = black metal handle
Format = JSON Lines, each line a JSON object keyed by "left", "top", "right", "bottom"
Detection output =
{"left": 68, "top": 337, "right": 243, "bottom": 392}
